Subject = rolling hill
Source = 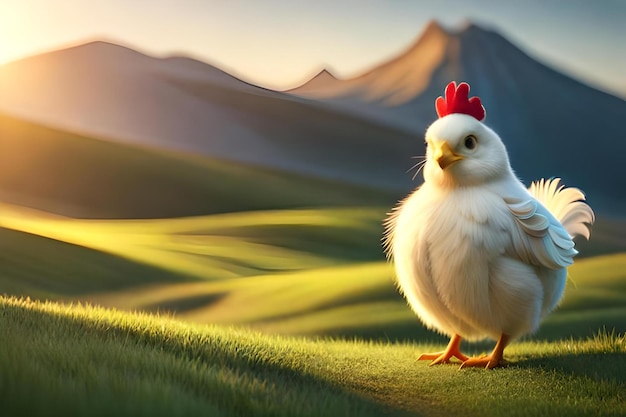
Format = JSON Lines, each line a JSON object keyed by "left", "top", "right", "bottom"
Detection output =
{"left": 1, "top": 202, "right": 623, "bottom": 342}
{"left": 0, "top": 113, "right": 399, "bottom": 218}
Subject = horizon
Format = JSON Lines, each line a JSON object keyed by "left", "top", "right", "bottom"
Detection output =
{"left": 1, "top": 1, "right": 625, "bottom": 96}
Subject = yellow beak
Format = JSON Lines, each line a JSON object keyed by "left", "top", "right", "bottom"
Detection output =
{"left": 434, "top": 141, "right": 464, "bottom": 170}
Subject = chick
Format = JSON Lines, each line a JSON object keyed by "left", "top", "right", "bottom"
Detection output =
{"left": 384, "top": 81, "right": 594, "bottom": 369}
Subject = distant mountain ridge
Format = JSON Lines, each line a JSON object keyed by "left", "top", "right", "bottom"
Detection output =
{"left": 0, "top": 40, "right": 282, "bottom": 153}
{"left": 0, "top": 23, "right": 625, "bottom": 214}
{"left": 0, "top": 39, "right": 416, "bottom": 191}
{"left": 291, "top": 21, "right": 451, "bottom": 107}
{"left": 290, "top": 21, "right": 626, "bottom": 213}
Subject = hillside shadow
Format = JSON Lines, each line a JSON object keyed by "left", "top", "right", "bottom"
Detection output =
{"left": 0, "top": 227, "right": 192, "bottom": 298}
{"left": 318, "top": 322, "right": 449, "bottom": 344}
{"left": 6, "top": 301, "right": 419, "bottom": 417}
{"left": 143, "top": 292, "right": 227, "bottom": 314}
{"left": 513, "top": 352, "right": 626, "bottom": 383}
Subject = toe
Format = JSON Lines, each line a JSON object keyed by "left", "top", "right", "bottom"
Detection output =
{"left": 429, "top": 355, "right": 450, "bottom": 366}
{"left": 417, "top": 352, "right": 442, "bottom": 361}
{"left": 460, "top": 355, "right": 507, "bottom": 370}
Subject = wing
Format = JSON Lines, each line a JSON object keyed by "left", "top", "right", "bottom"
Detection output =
{"left": 504, "top": 196, "right": 578, "bottom": 269}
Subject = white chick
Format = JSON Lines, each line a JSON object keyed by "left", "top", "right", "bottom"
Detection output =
{"left": 384, "top": 81, "right": 594, "bottom": 368}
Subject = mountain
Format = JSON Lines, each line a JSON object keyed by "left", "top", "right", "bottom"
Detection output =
{"left": 1, "top": 24, "right": 625, "bottom": 215}
{"left": 0, "top": 40, "right": 301, "bottom": 160}
{"left": 290, "top": 21, "right": 452, "bottom": 130}
{"left": 0, "top": 40, "right": 266, "bottom": 144}
{"left": 291, "top": 21, "right": 626, "bottom": 213}
{"left": 0, "top": 40, "right": 417, "bottom": 192}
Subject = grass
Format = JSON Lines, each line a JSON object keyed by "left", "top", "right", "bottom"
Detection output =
{"left": 0, "top": 202, "right": 624, "bottom": 342}
{"left": 83, "top": 253, "right": 626, "bottom": 342}
{"left": 1, "top": 297, "right": 624, "bottom": 417}
{"left": 0, "top": 194, "right": 624, "bottom": 416}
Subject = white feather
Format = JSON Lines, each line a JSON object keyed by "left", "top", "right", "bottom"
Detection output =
{"left": 384, "top": 114, "right": 594, "bottom": 343}
{"left": 529, "top": 178, "right": 595, "bottom": 240}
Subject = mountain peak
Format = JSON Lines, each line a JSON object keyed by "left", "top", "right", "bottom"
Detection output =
{"left": 415, "top": 20, "right": 451, "bottom": 43}
{"left": 80, "top": 39, "right": 123, "bottom": 49}
{"left": 313, "top": 68, "right": 337, "bottom": 80}
{"left": 396, "top": 19, "right": 453, "bottom": 59}
{"left": 288, "top": 68, "right": 338, "bottom": 93}
{"left": 455, "top": 20, "right": 498, "bottom": 37}
{"left": 419, "top": 20, "right": 497, "bottom": 39}
{"left": 66, "top": 39, "right": 147, "bottom": 55}
{"left": 18, "top": 39, "right": 157, "bottom": 67}
{"left": 422, "top": 20, "right": 448, "bottom": 36}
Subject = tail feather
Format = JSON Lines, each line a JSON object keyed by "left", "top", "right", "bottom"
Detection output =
{"left": 529, "top": 178, "right": 595, "bottom": 240}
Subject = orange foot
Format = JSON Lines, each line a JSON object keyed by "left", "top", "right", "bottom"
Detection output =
{"left": 460, "top": 334, "right": 510, "bottom": 370}
{"left": 417, "top": 334, "right": 468, "bottom": 365}
{"left": 460, "top": 354, "right": 508, "bottom": 369}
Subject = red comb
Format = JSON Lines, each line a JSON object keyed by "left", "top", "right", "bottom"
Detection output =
{"left": 435, "top": 81, "right": 485, "bottom": 121}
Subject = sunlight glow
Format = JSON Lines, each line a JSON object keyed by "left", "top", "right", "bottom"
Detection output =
{"left": 0, "top": 1, "right": 85, "bottom": 65}
{"left": 0, "top": 2, "right": 30, "bottom": 64}
{"left": 0, "top": 1, "right": 624, "bottom": 93}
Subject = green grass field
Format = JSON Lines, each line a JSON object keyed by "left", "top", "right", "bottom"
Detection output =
{"left": 0, "top": 202, "right": 624, "bottom": 343}
{"left": 1, "top": 297, "right": 623, "bottom": 417}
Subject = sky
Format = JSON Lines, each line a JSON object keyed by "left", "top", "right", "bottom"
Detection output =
{"left": 1, "top": 0, "right": 625, "bottom": 95}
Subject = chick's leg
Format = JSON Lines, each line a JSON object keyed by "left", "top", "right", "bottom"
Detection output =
{"left": 417, "top": 334, "right": 469, "bottom": 365}
{"left": 460, "top": 334, "right": 509, "bottom": 369}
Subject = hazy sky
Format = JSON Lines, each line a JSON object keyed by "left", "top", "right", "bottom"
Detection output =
{"left": 1, "top": 0, "right": 624, "bottom": 95}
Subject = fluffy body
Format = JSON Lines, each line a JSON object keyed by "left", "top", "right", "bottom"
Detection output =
{"left": 384, "top": 114, "right": 593, "bottom": 342}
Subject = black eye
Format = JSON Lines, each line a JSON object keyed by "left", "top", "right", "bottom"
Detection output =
{"left": 464, "top": 135, "right": 477, "bottom": 150}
